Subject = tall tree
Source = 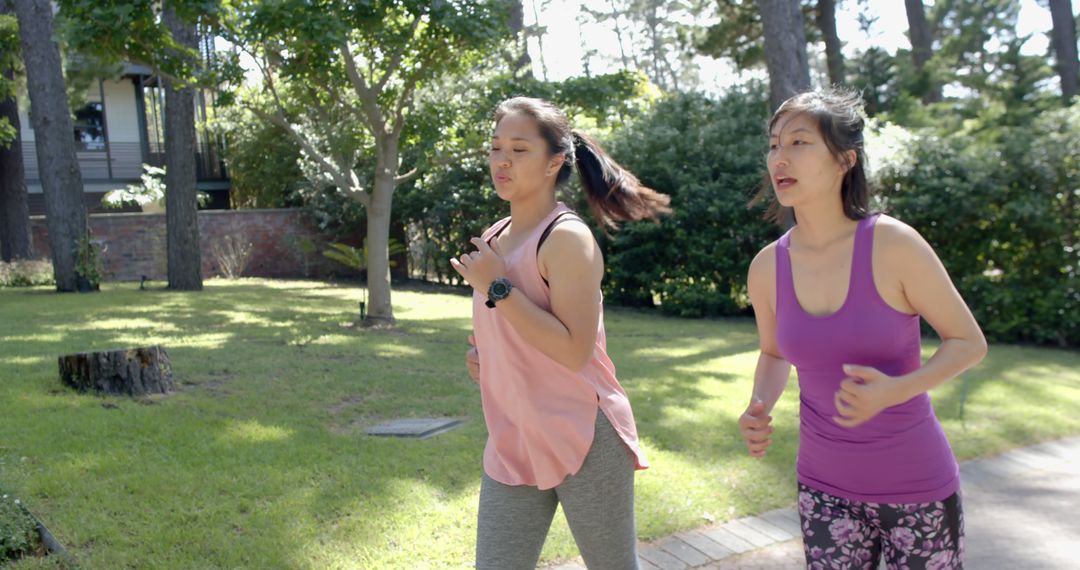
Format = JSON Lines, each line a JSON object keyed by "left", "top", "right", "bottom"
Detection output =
{"left": 924, "top": 1, "right": 1019, "bottom": 96}
{"left": 1047, "top": 0, "right": 1078, "bottom": 102}
{"left": 0, "top": 2, "right": 32, "bottom": 262}
{"left": 225, "top": 0, "right": 511, "bottom": 324}
{"left": 904, "top": 0, "right": 941, "bottom": 102}
{"left": 529, "top": 0, "right": 551, "bottom": 80}
{"left": 816, "top": 0, "right": 844, "bottom": 85}
{"left": 508, "top": 1, "right": 532, "bottom": 79}
{"left": 13, "top": 0, "right": 86, "bottom": 289}
{"left": 162, "top": 3, "right": 202, "bottom": 290}
{"left": 697, "top": 1, "right": 819, "bottom": 71}
{"left": 757, "top": 0, "right": 811, "bottom": 110}
{"left": 608, "top": 0, "right": 637, "bottom": 69}
{"left": 58, "top": 0, "right": 222, "bottom": 290}
{"left": 579, "top": 0, "right": 708, "bottom": 91}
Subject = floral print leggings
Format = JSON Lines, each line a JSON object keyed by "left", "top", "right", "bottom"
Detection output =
{"left": 798, "top": 483, "right": 964, "bottom": 570}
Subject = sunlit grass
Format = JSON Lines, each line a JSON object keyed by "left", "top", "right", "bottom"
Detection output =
{"left": 1, "top": 279, "right": 1078, "bottom": 568}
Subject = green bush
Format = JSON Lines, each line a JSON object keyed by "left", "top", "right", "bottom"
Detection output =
{"left": 0, "top": 489, "right": 42, "bottom": 563}
{"left": 215, "top": 105, "right": 310, "bottom": 210}
{"left": 876, "top": 105, "right": 1080, "bottom": 346}
{"left": 0, "top": 259, "right": 54, "bottom": 287}
{"left": 601, "top": 86, "right": 778, "bottom": 316}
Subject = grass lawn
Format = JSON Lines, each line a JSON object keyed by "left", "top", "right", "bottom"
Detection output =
{"left": 1, "top": 279, "right": 1079, "bottom": 568}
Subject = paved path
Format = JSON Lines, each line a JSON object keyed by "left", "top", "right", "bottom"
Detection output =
{"left": 544, "top": 436, "right": 1080, "bottom": 570}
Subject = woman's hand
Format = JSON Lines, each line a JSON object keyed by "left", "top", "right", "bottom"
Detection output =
{"left": 739, "top": 399, "right": 774, "bottom": 457}
{"left": 450, "top": 237, "right": 507, "bottom": 294}
{"left": 832, "top": 364, "right": 906, "bottom": 428}
{"left": 465, "top": 335, "right": 480, "bottom": 384}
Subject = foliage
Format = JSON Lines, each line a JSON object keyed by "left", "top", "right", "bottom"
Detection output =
{"left": 102, "top": 164, "right": 167, "bottom": 208}
{"left": 213, "top": 101, "right": 308, "bottom": 209}
{"left": 73, "top": 232, "right": 102, "bottom": 289}
{"left": 55, "top": 0, "right": 240, "bottom": 90}
{"left": 874, "top": 105, "right": 1080, "bottom": 346}
{"left": 322, "top": 239, "right": 406, "bottom": 273}
{"left": 601, "top": 85, "right": 778, "bottom": 316}
{"left": 578, "top": 0, "right": 712, "bottom": 91}
{"left": 210, "top": 232, "right": 254, "bottom": 279}
{"left": 0, "top": 12, "right": 19, "bottom": 147}
{"left": 0, "top": 259, "right": 53, "bottom": 288}
{"left": 101, "top": 164, "right": 210, "bottom": 209}
{"left": 0, "top": 488, "right": 43, "bottom": 563}
{"left": 696, "top": 0, "right": 818, "bottom": 70}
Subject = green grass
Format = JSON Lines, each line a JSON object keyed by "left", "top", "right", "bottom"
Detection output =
{"left": 1, "top": 279, "right": 1078, "bottom": 569}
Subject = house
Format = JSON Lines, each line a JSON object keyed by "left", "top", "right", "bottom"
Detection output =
{"left": 18, "top": 63, "right": 230, "bottom": 215}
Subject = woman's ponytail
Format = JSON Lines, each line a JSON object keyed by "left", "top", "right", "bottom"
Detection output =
{"left": 571, "top": 130, "right": 671, "bottom": 229}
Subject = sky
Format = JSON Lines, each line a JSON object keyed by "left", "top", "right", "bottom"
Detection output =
{"left": 524, "top": 0, "right": 1072, "bottom": 92}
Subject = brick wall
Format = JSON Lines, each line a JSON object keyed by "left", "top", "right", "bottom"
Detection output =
{"left": 29, "top": 209, "right": 360, "bottom": 281}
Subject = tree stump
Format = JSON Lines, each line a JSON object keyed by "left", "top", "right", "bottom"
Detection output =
{"left": 58, "top": 346, "right": 174, "bottom": 396}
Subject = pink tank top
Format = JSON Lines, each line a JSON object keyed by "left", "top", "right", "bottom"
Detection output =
{"left": 472, "top": 203, "right": 648, "bottom": 490}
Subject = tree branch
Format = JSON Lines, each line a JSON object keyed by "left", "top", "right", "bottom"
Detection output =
{"left": 341, "top": 41, "right": 386, "bottom": 136}
{"left": 394, "top": 147, "right": 486, "bottom": 184}
{"left": 391, "top": 77, "right": 417, "bottom": 138}
{"left": 375, "top": 13, "right": 423, "bottom": 94}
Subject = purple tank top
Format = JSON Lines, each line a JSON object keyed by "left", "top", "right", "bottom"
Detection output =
{"left": 775, "top": 214, "right": 959, "bottom": 503}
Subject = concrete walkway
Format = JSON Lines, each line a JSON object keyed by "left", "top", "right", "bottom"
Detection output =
{"left": 544, "top": 436, "right": 1080, "bottom": 570}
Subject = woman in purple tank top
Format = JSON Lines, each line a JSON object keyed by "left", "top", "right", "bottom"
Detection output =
{"left": 738, "top": 88, "right": 987, "bottom": 570}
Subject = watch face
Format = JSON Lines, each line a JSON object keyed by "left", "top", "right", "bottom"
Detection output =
{"left": 492, "top": 281, "right": 510, "bottom": 296}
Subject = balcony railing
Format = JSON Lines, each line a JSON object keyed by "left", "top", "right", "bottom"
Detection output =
{"left": 146, "top": 141, "right": 228, "bottom": 181}
{"left": 21, "top": 140, "right": 228, "bottom": 182}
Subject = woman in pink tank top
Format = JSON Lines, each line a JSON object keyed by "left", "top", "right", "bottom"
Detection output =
{"left": 738, "top": 88, "right": 987, "bottom": 570}
{"left": 450, "top": 97, "right": 670, "bottom": 570}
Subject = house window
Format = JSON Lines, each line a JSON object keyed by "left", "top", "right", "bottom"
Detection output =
{"left": 73, "top": 102, "right": 106, "bottom": 151}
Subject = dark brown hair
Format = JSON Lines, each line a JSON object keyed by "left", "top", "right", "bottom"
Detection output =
{"left": 752, "top": 87, "right": 871, "bottom": 224}
{"left": 494, "top": 97, "right": 671, "bottom": 228}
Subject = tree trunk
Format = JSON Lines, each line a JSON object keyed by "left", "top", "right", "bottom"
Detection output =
{"left": 529, "top": 0, "right": 548, "bottom": 81}
{"left": 816, "top": 0, "right": 845, "bottom": 85}
{"left": 162, "top": 4, "right": 203, "bottom": 290}
{"left": 757, "top": 0, "right": 812, "bottom": 111}
{"left": 609, "top": 0, "right": 632, "bottom": 69}
{"left": 904, "top": 0, "right": 941, "bottom": 103}
{"left": 13, "top": 0, "right": 87, "bottom": 290}
{"left": 0, "top": 68, "right": 32, "bottom": 262}
{"left": 509, "top": 0, "right": 533, "bottom": 79}
{"left": 59, "top": 346, "right": 174, "bottom": 396}
{"left": 1048, "top": 0, "right": 1079, "bottom": 103}
{"left": 366, "top": 137, "right": 397, "bottom": 325}
{"left": 647, "top": 4, "right": 666, "bottom": 90}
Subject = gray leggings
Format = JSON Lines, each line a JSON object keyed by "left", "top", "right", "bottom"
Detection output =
{"left": 475, "top": 411, "right": 639, "bottom": 570}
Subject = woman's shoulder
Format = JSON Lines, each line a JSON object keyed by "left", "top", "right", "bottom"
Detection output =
{"left": 748, "top": 240, "right": 780, "bottom": 281}
{"left": 873, "top": 214, "right": 931, "bottom": 251}
{"left": 541, "top": 216, "right": 597, "bottom": 256}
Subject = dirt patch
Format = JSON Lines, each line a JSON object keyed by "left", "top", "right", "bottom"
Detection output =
{"left": 327, "top": 395, "right": 365, "bottom": 416}
{"left": 178, "top": 368, "right": 235, "bottom": 396}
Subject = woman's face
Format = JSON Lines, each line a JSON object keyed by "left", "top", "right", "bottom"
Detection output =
{"left": 766, "top": 112, "right": 851, "bottom": 210}
{"left": 489, "top": 112, "right": 564, "bottom": 202}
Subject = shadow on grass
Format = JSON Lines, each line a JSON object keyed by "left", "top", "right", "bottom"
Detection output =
{"left": 0, "top": 282, "right": 487, "bottom": 567}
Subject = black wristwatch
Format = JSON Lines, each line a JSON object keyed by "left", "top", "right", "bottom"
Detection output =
{"left": 485, "top": 278, "right": 513, "bottom": 308}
